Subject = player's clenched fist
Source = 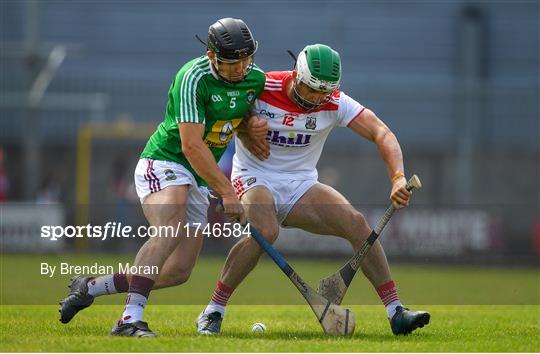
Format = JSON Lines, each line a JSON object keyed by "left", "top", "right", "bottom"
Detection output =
{"left": 222, "top": 194, "right": 247, "bottom": 225}
{"left": 390, "top": 176, "right": 411, "bottom": 209}
{"left": 246, "top": 116, "right": 268, "bottom": 140}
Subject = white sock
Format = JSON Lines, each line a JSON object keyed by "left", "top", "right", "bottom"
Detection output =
{"left": 386, "top": 300, "right": 403, "bottom": 319}
{"left": 121, "top": 293, "right": 147, "bottom": 324}
{"left": 204, "top": 303, "right": 226, "bottom": 317}
{"left": 87, "top": 275, "right": 118, "bottom": 297}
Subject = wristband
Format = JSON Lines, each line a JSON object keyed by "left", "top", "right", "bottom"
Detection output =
{"left": 391, "top": 171, "right": 405, "bottom": 183}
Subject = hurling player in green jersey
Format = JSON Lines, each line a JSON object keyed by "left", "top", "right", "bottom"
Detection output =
{"left": 59, "top": 18, "right": 266, "bottom": 337}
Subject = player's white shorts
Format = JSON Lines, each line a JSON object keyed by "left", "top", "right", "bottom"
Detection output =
{"left": 231, "top": 172, "right": 317, "bottom": 224}
{"left": 134, "top": 158, "right": 209, "bottom": 224}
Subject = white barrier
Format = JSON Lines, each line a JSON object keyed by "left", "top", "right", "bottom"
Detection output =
{"left": 1, "top": 203, "right": 65, "bottom": 252}
{"left": 275, "top": 209, "right": 493, "bottom": 257}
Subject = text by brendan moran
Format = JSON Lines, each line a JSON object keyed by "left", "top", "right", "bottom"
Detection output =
{"left": 40, "top": 262, "right": 159, "bottom": 278}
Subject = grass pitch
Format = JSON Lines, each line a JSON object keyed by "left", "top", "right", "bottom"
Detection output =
{"left": 0, "top": 254, "right": 539, "bottom": 351}
{"left": 0, "top": 305, "right": 538, "bottom": 352}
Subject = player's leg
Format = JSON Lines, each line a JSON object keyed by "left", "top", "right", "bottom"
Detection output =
{"left": 60, "top": 159, "right": 208, "bottom": 334}
{"left": 59, "top": 227, "right": 203, "bottom": 324}
{"left": 283, "top": 182, "right": 429, "bottom": 335}
{"left": 219, "top": 186, "right": 279, "bottom": 288}
{"left": 284, "top": 183, "right": 391, "bottom": 287}
{"left": 198, "top": 185, "right": 279, "bottom": 335}
{"left": 109, "top": 184, "right": 190, "bottom": 337}
{"left": 153, "top": 228, "right": 204, "bottom": 289}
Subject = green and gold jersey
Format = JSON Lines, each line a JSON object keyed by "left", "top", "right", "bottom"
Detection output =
{"left": 141, "top": 55, "right": 265, "bottom": 186}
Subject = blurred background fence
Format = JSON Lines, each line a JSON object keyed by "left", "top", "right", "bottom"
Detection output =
{"left": 0, "top": 0, "right": 538, "bottom": 264}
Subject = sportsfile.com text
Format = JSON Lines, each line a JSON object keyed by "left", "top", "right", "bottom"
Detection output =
{"left": 41, "top": 222, "right": 251, "bottom": 241}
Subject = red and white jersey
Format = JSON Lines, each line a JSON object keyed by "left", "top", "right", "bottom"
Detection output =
{"left": 233, "top": 71, "right": 365, "bottom": 180}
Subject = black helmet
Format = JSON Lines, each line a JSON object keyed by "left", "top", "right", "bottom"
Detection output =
{"left": 207, "top": 18, "right": 258, "bottom": 62}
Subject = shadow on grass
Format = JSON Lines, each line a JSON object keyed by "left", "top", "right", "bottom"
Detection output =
{"left": 219, "top": 329, "right": 436, "bottom": 341}
{"left": 55, "top": 326, "right": 435, "bottom": 343}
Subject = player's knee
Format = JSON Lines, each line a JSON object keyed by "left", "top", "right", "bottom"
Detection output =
{"left": 345, "top": 211, "right": 370, "bottom": 238}
{"left": 354, "top": 211, "right": 369, "bottom": 227}
{"left": 246, "top": 224, "right": 279, "bottom": 253}
{"left": 257, "top": 224, "right": 279, "bottom": 244}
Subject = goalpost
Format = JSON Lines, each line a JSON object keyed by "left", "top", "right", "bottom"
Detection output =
{"left": 74, "top": 120, "right": 156, "bottom": 253}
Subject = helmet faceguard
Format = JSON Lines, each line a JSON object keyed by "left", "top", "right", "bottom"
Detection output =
{"left": 293, "top": 44, "right": 341, "bottom": 111}
{"left": 212, "top": 54, "right": 255, "bottom": 84}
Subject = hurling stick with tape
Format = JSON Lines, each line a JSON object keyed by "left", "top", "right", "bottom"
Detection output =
{"left": 248, "top": 225, "right": 355, "bottom": 336}
{"left": 317, "top": 174, "right": 422, "bottom": 305}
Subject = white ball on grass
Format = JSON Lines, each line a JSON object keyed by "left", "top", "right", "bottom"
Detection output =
{"left": 251, "top": 322, "right": 266, "bottom": 333}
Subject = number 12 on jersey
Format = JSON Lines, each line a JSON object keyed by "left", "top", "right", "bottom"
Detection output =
{"left": 282, "top": 116, "right": 294, "bottom": 127}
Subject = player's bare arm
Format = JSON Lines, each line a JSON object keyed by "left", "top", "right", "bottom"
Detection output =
{"left": 179, "top": 123, "right": 245, "bottom": 223}
{"left": 348, "top": 108, "right": 411, "bottom": 208}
